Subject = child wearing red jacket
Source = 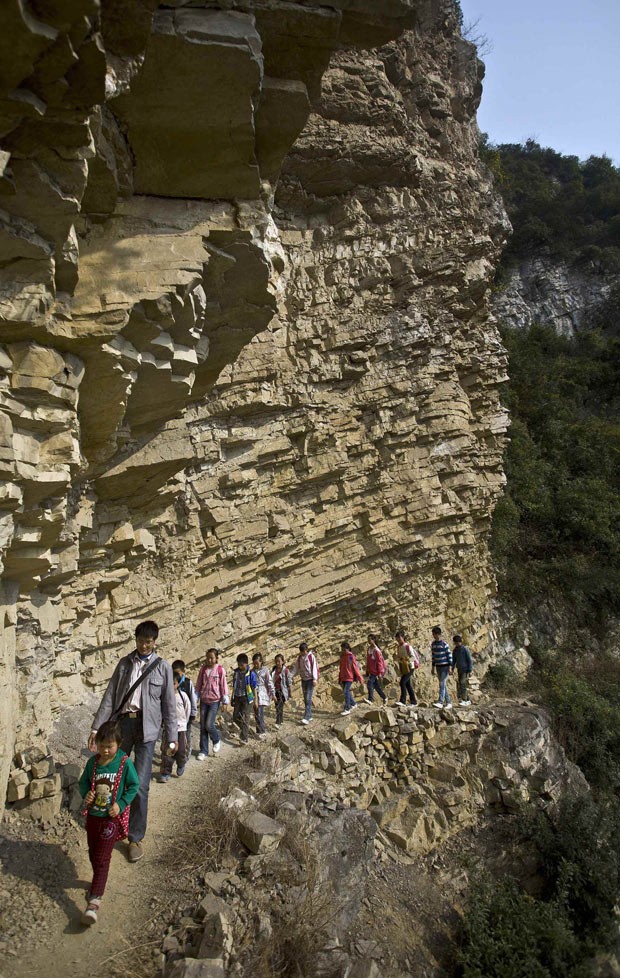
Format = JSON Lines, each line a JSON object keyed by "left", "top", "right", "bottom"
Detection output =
{"left": 338, "top": 641, "right": 364, "bottom": 716}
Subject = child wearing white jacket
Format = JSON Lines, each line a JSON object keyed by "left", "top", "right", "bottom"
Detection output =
{"left": 251, "top": 653, "right": 275, "bottom": 738}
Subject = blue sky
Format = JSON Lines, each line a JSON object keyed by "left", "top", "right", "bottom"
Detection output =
{"left": 459, "top": 0, "right": 620, "bottom": 164}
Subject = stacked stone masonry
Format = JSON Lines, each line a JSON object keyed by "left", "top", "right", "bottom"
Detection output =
{"left": 0, "top": 0, "right": 510, "bottom": 798}
{"left": 159, "top": 702, "right": 587, "bottom": 978}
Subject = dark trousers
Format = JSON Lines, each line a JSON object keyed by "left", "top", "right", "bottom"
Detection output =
{"left": 367, "top": 674, "right": 386, "bottom": 702}
{"left": 86, "top": 814, "right": 119, "bottom": 898}
{"left": 161, "top": 730, "right": 187, "bottom": 775}
{"left": 232, "top": 696, "right": 250, "bottom": 742}
{"left": 119, "top": 715, "right": 156, "bottom": 843}
{"left": 255, "top": 703, "right": 265, "bottom": 734}
{"left": 457, "top": 670, "right": 470, "bottom": 701}
{"left": 186, "top": 717, "right": 195, "bottom": 758}
{"left": 200, "top": 702, "right": 221, "bottom": 754}
{"left": 399, "top": 671, "right": 417, "bottom": 704}
{"left": 275, "top": 692, "right": 286, "bottom": 725}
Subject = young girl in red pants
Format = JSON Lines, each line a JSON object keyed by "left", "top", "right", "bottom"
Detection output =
{"left": 79, "top": 719, "right": 140, "bottom": 925}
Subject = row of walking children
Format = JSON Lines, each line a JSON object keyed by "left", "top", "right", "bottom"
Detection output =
{"left": 338, "top": 631, "right": 419, "bottom": 714}
{"left": 161, "top": 645, "right": 318, "bottom": 765}
{"left": 77, "top": 625, "right": 472, "bottom": 926}
{"left": 168, "top": 630, "right": 474, "bottom": 769}
{"left": 338, "top": 628, "right": 473, "bottom": 712}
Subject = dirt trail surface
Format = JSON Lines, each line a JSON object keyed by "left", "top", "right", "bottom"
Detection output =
{"left": 0, "top": 729, "right": 253, "bottom": 978}
{"left": 0, "top": 681, "right": 486, "bottom": 978}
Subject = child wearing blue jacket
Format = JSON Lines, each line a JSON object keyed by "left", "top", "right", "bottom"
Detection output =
{"left": 452, "top": 635, "right": 473, "bottom": 706}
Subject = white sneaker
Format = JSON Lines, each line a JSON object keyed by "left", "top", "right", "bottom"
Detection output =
{"left": 363, "top": 698, "right": 372, "bottom": 705}
{"left": 350, "top": 704, "right": 358, "bottom": 710}
{"left": 340, "top": 709, "right": 351, "bottom": 716}
{"left": 81, "top": 899, "right": 100, "bottom": 925}
{"left": 459, "top": 700, "right": 471, "bottom": 706}
{"left": 197, "top": 753, "right": 207, "bottom": 761}
{"left": 275, "top": 723, "right": 281, "bottom": 729}
{"left": 301, "top": 718, "right": 309, "bottom": 725}
{"left": 444, "top": 703, "right": 453, "bottom": 710}
{"left": 212, "top": 742, "right": 221, "bottom": 754}
{"left": 433, "top": 702, "right": 443, "bottom": 709}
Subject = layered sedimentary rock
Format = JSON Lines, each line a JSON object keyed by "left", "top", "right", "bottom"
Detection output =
{"left": 0, "top": 0, "right": 509, "bottom": 796}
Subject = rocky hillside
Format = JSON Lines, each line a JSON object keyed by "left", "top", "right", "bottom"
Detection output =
{"left": 487, "top": 141, "right": 620, "bottom": 337}
{"left": 0, "top": 0, "right": 509, "bottom": 796}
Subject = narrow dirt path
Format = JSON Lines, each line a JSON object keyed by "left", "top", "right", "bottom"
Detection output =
{"left": 1, "top": 680, "right": 461, "bottom": 978}
{"left": 0, "top": 696, "right": 337, "bottom": 978}
{"left": 0, "top": 736, "right": 245, "bottom": 978}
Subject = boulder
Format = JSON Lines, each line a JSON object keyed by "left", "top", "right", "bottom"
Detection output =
{"left": 30, "top": 756, "right": 54, "bottom": 779}
{"left": 28, "top": 774, "right": 61, "bottom": 799}
{"left": 167, "top": 960, "right": 225, "bottom": 978}
{"left": 197, "top": 911, "right": 233, "bottom": 960}
{"left": 237, "top": 810, "right": 285, "bottom": 854}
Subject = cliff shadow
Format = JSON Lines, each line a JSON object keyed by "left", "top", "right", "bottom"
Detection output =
{"left": 0, "top": 831, "right": 89, "bottom": 933}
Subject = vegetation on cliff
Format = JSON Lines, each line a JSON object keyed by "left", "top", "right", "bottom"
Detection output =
{"left": 481, "top": 138, "right": 620, "bottom": 272}
{"left": 490, "top": 323, "right": 620, "bottom": 622}
{"left": 459, "top": 142, "right": 620, "bottom": 977}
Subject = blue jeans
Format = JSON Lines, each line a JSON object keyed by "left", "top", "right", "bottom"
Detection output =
{"left": 301, "top": 680, "right": 314, "bottom": 720}
{"left": 341, "top": 681, "right": 356, "bottom": 710}
{"left": 367, "top": 674, "right": 386, "bottom": 702}
{"left": 199, "top": 702, "right": 220, "bottom": 754}
{"left": 399, "top": 671, "right": 417, "bottom": 705}
{"left": 436, "top": 667, "right": 451, "bottom": 704}
{"left": 119, "top": 715, "right": 157, "bottom": 843}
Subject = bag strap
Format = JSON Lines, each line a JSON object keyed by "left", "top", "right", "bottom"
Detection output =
{"left": 113, "top": 656, "right": 161, "bottom": 718}
{"left": 111, "top": 754, "right": 127, "bottom": 805}
{"left": 80, "top": 757, "right": 98, "bottom": 816}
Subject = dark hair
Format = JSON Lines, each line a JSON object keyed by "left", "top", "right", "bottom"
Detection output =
{"left": 207, "top": 647, "right": 218, "bottom": 656}
{"left": 432, "top": 626, "right": 442, "bottom": 635}
{"left": 173, "top": 671, "right": 182, "bottom": 683}
{"left": 275, "top": 654, "right": 285, "bottom": 664}
{"left": 237, "top": 653, "right": 249, "bottom": 666}
{"left": 135, "top": 620, "right": 159, "bottom": 640}
{"left": 341, "top": 641, "right": 352, "bottom": 652}
{"left": 395, "top": 630, "right": 405, "bottom": 639}
{"left": 453, "top": 635, "right": 462, "bottom": 643}
{"left": 299, "top": 642, "right": 309, "bottom": 653}
{"left": 96, "top": 719, "right": 121, "bottom": 744}
{"left": 368, "top": 633, "right": 378, "bottom": 643}
{"left": 252, "top": 653, "right": 262, "bottom": 663}
{"left": 172, "top": 659, "right": 185, "bottom": 671}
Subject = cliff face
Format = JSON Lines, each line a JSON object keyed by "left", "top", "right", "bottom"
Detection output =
{"left": 0, "top": 0, "right": 509, "bottom": 794}
{"left": 493, "top": 257, "right": 615, "bottom": 336}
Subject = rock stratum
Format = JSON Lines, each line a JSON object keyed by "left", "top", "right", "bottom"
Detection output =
{"left": 0, "top": 0, "right": 509, "bottom": 796}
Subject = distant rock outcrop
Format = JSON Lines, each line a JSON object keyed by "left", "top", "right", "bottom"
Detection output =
{"left": 492, "top": 256, "right": 616, "bottom": 336}
{"left": 0, "top": 0, "right": 509, "bottom": 798}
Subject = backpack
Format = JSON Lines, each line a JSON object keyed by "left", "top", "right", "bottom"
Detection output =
{"left": 408, "top": 644, "right": 420, "bottom": 670}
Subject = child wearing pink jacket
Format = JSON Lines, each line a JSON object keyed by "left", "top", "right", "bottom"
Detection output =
{"left": 195, "top": 648, "right": 229, "bottom": 760}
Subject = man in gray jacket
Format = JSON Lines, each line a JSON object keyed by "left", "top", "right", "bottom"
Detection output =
{"left": 88, "top": 620, "right": 177, "bottom": 862}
